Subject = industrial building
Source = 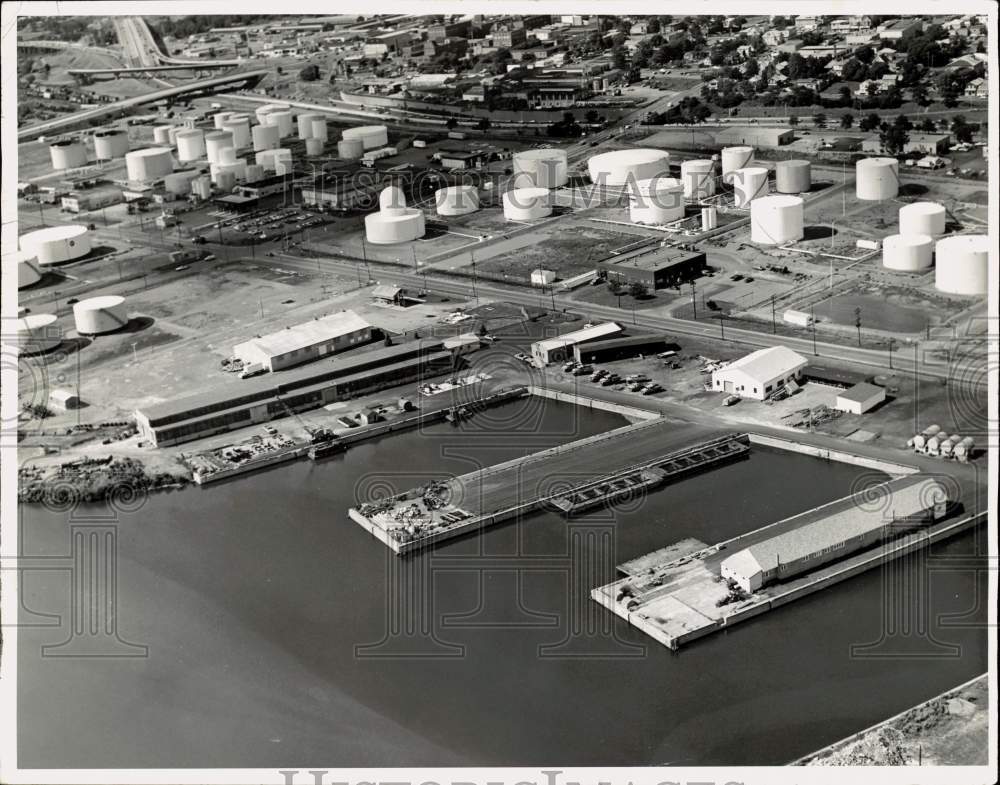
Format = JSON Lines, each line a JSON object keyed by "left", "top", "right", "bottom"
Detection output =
{"left": 531, "top": 322, "right": 622, "bottom": 365}
{"left": 712, "top": 346, "right": 807, "bottom": 400}
{"left": 573, "top": 334, "right": 670, "bottom": 364}
{"left": 834, "top": 382, "right": 886, "bottom": 414}
{"left": 720, "top": 476, "right": 950, "bottom": 593}
{"left": 134, "top": 339, "right": 461, "bottom": 447}
{"left": 365, "top": 186, "right": 426, "bottom": 244}
{"left": 233, "top": 310, "right": 373, "bottom": 372}
{"left": 601, "top": 248, "right": 706, "bottom": 290}
{"left": 716, "top": 126, "right": 794, "bottom": 147}
{"left": 214, "top": 173, "right": 295, "bottom": 212}
{"left": 587, "top": 149, "right": 670, "bottom": 187}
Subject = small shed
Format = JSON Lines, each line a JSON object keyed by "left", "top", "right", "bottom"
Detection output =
{"left": 835, "top": 382, "right": 886, "bottom": 414}
{"left": 371, "top": 285, "right": 404, "bottom": 305}
{"left": 530, "top": 269, "right": 557, "bottom": 287}
{"left": 444, "top": 333, "right": 481, "bottom": 356}
{"left": 49, "top": 389, "right": 82, "bottom": 410}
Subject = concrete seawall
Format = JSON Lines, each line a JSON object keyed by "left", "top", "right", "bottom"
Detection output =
{"left": 527, "top": 385, "right": 661, "bottom": 421}
{"left": 747, "top": 432, "right": 919, "bottom": 476}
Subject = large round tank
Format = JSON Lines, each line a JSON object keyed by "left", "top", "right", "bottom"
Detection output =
{"left": 164, "top": 172, "right": 195, "bottom": 195}
{"left": 379, "top": 186, "right": 407, "bottom": 213}
{"left": 751, "top": 195, "right": 804, "bottom": 245}
{"left": 882, "top": 234, "right": 933, "bottom": 271}
{"left": 701, "top": 206, "right": 718, "bottom": 231}
{"left": 899, "top": 202, "right": 946, "bottom": 237}
{"left": 264, "top": 110, "right": 294, "bottom": 138}
{"left": 73, "top": 295, "right": 128, "bottom": 335}
{"left": 680, "top": 159, "right": 716, "bottom": 199}
{"left": 19, "top": 225, "right": 91, "bottom": 265}
{"left": 435, "top": 185, "right": 479, "bottom": 216}
{"left": 513, "top": 148, "right": 569, "bottom": 189}
{"left": 125, "top": 147, "right": 173, "bottom": 181}
{"left": 153, "top": 125, "right": 174, "bottom": 145}
{"left": 213, "top": 111, "right": 237, "bottom": 130}
{"left": 775, "top": 160, "right": 811, "bottom": 193}
{"left": 168, "top": 126, "right": 184, "bottom": 147}
{"left": 337, "top": 138, "right": 365, "bottom": 159}
{"left": 305, "top": 138, "right": 324, "bottom": 156}
{"left": 214, "top": 169, "right": 237, "bottom": 192}
{"left": 310, "top": 117, "right": 328, "bottom": 142}
{"left": 503, "top": 187, "right": 553, "bottom": 220}
{"left": 245, "top": 164, "right": 264, "bottom": 182}
{"left": 273, "top": 149, "right": 293, "bottom": 176}
{"left": 220, "top": 115, "right": 251, "bottom": 149}
{"left": 629, "top": 177, "right": 685, "bottom": 225}
{"left": 343, "top": 125, "right": 388, "bottom": 151}
{"left": 365, "top": 186, "right": 425, "bottom": 244}
{"left": 175, "top": 129, "right": 206, "bottom": 162}
{"left": 49, "top": 139, "right": 87, "bottom": 170}
{"left": 191, "top": 175, "right": 213, "bottom": 199}
{"left": 856, "top": 157, "right": 900, "bottom": 201}
{"left": 17, "top": 250, "right": 42, "bottom": 289}
{"left": 16, "top": 313, "right": 61, "bottom": 353}
{"left": 587, "top": 149, "right": 670, "bottom": 187}
{"left": 205, "top": 131, "right": 235, "bottom": 164}
{"left": 297, "top": 112, "right": 323, "bottom": 139}
{"left": 721, "top": 146, "right": 754, "bottom": 182}
{"left": 732, "top": 166, "right": 769, "bottom": 207}
{"left": 211, "top": 159, "right": 247, "bottom": 184}
{"left": 93, "top": 129, "right": 129, "bottom": 160}
{"left": 935, "top": 234, "right": 989, "bottom": 295}
{"left": 218, "top": 146, "right": 238, "bottom": 165}
{"left": 255, "top": 103, "right": 289, "bottom": 125}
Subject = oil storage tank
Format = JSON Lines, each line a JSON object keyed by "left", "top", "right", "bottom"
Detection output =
{"left": 364, "top": 186, "right": 426, "bottom": 244}
{"left": 882, "top": 234, "right": 933, "bottom": 271}
{"left": 49, "top": 139, "right": 87, "bottom": 170}
{"left": 153, "top": 125, "right": 175, "bottom": 145}
{"left": 205, "top": 131, "right": 235, "bottom": 164}
{"left": 629, "top": 177, "right": 685, "bottom": 224}
{"left": 20, "top": 225, "right": 91, "bottom": 265}
{"left": 264, "top": 110, "right": 294, "bottom": 138}
{"left": 16, "top": 313, "right": 61, "bottom": 353}
{"left": 220, "top": 115, "right": 252, "bottom": 149}
{"left": 935, "top": 234, "right": 988, "bottom": 295}
{"left": 732, "top": 167, "right": 769, "bottom": 207}
{"left": 310, "top": 118, "right": 328, "bottom": 142}
{"left": 252, "top": 123, "right": 280, "bottom": 152}
{"left": 435, "top": 185, "right": 479, "bottom": 216}
{"left": 750, "top": 195, "right": 804, "bottom": 245}
{"left": 856, "top": 157, "right": 899, "bottom": 200}
{"left": 93, "top": 129, "right": 129, "bottom": 160}
{"left": 126, "top": 147, "right": 174, "bottom": 181}
{"left": 305, "top": 138, "right": 324, "bottom": 156}
{"left": 297, "top": 112, "right": 323, "bottom": 139}
{"left": 343, "top": 125, "right": 388, "bottom": 151}
{"left": 503, "top": 187, "right": 553, "bottom": 220}
{"left": 721, "top": 146, "right": 754, "bottom": 183}
{"left": 899, "top": 202, "right": 946, "bottom": 237}
{"left": 213, "top": 111, "right": 237, "bottom": 130}
{"left": 17, "top": 250, "right": 42, "bottom": 288}
{"left": 680, "top": 159, "right": 715, "bottom": 200}
{"left": 587, "top": 149, "right": 670, "bottom": 187}
{"left": 176, "top": 129, "right": 206, "bottom": 162}
{"left": 73, "top": 295, "right": 128, "bottom": 335}
{"left": 775, "top": 160, "right": 811, "bottom": 193}
{"left": 513, "top": 149, "right": 569, "bottom": 189}
{"left": 164, "top": 171, "right": 197, "bottom": 196}
{"left": 337, "top": 138, "right": 364, "bottom": 159}
{"left": 255, "top": 103, "right": 288, "bottom": 125}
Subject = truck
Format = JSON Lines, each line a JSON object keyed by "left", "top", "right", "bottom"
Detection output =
{"left": 783, "top": 309, "right": 814, "bottom": 328}
{"left": 239, "top": 362, "right": 267, "bottom": 379}
{"left": 169, "top": 249, "right": 204, "bottom": 265}
{"left": 447, "top": 131, "right": 466, "bottom": 140}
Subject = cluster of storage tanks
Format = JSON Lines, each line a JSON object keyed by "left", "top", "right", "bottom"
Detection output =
{"left": 909, "top": 425, "right": 975, "bottom": 462}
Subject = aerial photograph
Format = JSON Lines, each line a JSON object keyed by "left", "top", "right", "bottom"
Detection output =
{"left": 1, "top": 3, "right": 996, "bottom": 783}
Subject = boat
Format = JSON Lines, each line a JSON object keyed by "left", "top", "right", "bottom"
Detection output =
{"left": 308, "top": 440, "right": 344, "bottom": 460}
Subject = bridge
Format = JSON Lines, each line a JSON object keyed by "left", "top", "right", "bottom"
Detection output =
{"left": 68, "top": 61, "right": 244, "bottom": 78}
{"left": 114, "top": 16, "right": 240, "bottom": 70}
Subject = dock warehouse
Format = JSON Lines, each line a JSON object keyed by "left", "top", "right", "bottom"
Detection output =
{"left": 834, "top": 382, "right": 886, "bottom": 415}
{"left": 601, "top": 249, "right": 706, "bottom": 291}
{"left": 531, "top": 321, "right": 622, "bottom": 365}
{"left": 712, "top": 345, "right": 807, "bottom": 400}
{"left": 135, "top": 339, "right": 456, "bottom": 447}
{"left": 574, "top": 334, "right": 671, "bottom": 364}
{"left": 233, "top": 310, "right": 373, "bottom": 372}
{"left": 720, "top": 476, "right": 951, "bottom": 593}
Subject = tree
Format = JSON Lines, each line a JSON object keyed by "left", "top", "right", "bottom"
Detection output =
{"left": 445, "top": 117, "right": 458, "bottom": 130}
{"left": 611, "top": 45, "right": 628, "bottom": 71}
{"left": 477, "top": 117, "right": 491, "bottom": 132}
{"left": 859, "top": 112, "right": 881, "bottom": 132}
{"left": 788, "top": 114, "right": 799, "bottom": 126}
{"left": 841, "top": 58, "right": 867, "bottom": 83}
{"left": 918, "top": 118, "right": 937, "bottom": 133}
{"left": 951, "top": 115, "right": 974, "bottom": 143}
{"left": 879, "top": 122, "right": 909, "bottom": 155}
{"left": 299, "top": 64, "right": 320, "bottom": 82}
{"left": 812, "top": 112, "right": 827, "bottom": 128}
{"left": 840, "top": 113, "right": 854, "bottom": 129}
{"left": 855, "top": 46, "right": 876, "bottom": 65}
{"left": 628, "top": 281, "right": 649, "bottom": 299}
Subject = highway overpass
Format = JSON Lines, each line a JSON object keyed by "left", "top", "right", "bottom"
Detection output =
{"left": 68, "top": 61, "right": 244, "bottom": 77}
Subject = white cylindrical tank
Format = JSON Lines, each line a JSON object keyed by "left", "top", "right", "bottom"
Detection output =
{"left": 435, "top": 185, "right": 479, "bottom": 216}
{"left": 503, "top": 187, "right": 553, "bottom": 220}
{"left": 20, "top": 225, "right": 91, "bottom": 265}
{"left": 343, "top": 125, "right": 388, "bottom": 151}
{"left": 219, "top": 146, "right": 238, "bottom": 165}
{"left": 264, "top": 110, "right": 294, "bottom": 137}
{"left": 587, "top": 149, "right": 670, "bottom": 187}
{"left": 93, "top": 130, "right": 129, "bottom": 160}
{"left": 211, "top": 159, "right": 247, "bottom": 184}
{"left": 775, "top": 159, "right": 811, "bottom": 193}
{"left": 214, "top": 169, "right": 237, "bottom": 192}
{"left": 175, "top": 129, "right": 206, "bottom": 162}
{"left": 338, "top": 138, "right": 365, "bottom": 159}
{"left": 73, "top": 295, "right": 128, "bottom": 335}
{"left": 680, "top": 159, "right": 716, "bottom": 200}
{"left": 882, "top": 234, "right": 934, "bottom": 271}
{"left": 310, "top": 117, "right": 328, "bottom": 142}
{"left": 629, "top": 177, "right": 685, "bottom": 225}
{"left": 213, "top": 111, "right": 236, "bottom": 130}
{"left": 899, "top": 202, "right": 946, "bottom": 237}
{"left": 256, "top": 149, "right": 277, "bottom": 171}
{"left": 220, "top": 115, "right": 252, "bottom": 149}
{"left": 721, "top": 146, "right": 754, "bottom": 183}
{"left": 153, "top": 125, "right": 174, "bottom": 145}
{"left": 191, "top": 175, "right": 212, "bottom": 199}
{"left": 701, "top": 206, "right": 718, "bottom": 231}
{"left": 168, "top": 126, "right": 184, "bottom": 147}
{"left": 935, "top": 234, "right": 988, "bottom": 295}
{"left": 49, "top": 139, "right": 87, "bottom": 170}
{"left": 365, "top": 186, "right": 425, "bottom": 244}
{"left": 17, "top": 250, "right": 42, "bottom": 289}
{"left": 513, "top": 149, "right": 569, "bottom": 189}
{"left": 856, "top": 157, "right": 900, "bottom": 201}
{"left": 297, "top": 112, "right": 323, "bottom": 139}
{"left": 205, "top": 131, "right": 235, "bottom": 164}
{"left": 255, "top": 103, "right": 288, "bottom": 125}
{"left": 245, "top": 164, "right": 264, "bottom": 182}
{"left": 750, "top": 194, "right": 804, "bottom": 245}
{"left": 164, "top": 172, "right": 195, "bottom": 195}
{"left": 305, "top": 138, "right": 324, "bottom": 156}
{"left": 16, "top": 313, "right": 61, "bottom": 353}
{"left": 272, "top": 149, "right": 293, "bottom": 175}
{"left": 732, "top": 166, "right": 769, "bottom": 207}
{"left": 126, "top": 147, "right": 173, "bottom": 181}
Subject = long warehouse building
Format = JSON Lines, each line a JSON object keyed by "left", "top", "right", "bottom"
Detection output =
{"left": 135, "top": 339, "right": 457, "bottom": 447}
{"left": 233, "top": 310, "right": 373, "bottom": 372}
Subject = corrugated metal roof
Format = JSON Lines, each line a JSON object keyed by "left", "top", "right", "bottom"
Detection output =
{"left": 837, "top": 382, "right": 885, "bottom": 403}
{"left": 235, "top": 310, "right": 371, "bottom": 361}
{"left": 533, "top": 321, "right": 622, "bottom": 352}
{"left": 723, "top": 346, "right": 807, "bottom": 382}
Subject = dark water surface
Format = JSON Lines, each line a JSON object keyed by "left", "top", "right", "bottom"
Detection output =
{"left": 18, "top": 399, "right": 988, "bottom": 767}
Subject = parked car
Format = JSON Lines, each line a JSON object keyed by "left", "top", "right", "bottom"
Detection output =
{"left": 723, "top": 394, "right": 741, "bottom": 406}
{"left": 600, "top": 374, "right": 621, "bottom": 386}
{"left": 571, "top": 365, "right": 593, "bottom": 376}
{"left": 642, "top": 383, "right": 663, "bottom": 395}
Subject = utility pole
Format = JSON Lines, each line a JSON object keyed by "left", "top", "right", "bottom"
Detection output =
{"left": 770, "top": 294, "right": 776, "bottom": 333}
{"left": 690, "top": 280, "right": 697, "bottom": 320}
{"left": 854, "top": 306, "right": 862, "bottom": 347}
{"left": 811, "top": 305, "right": 818, "bottom": 355}
{"left": 259, "top": 299, "right": 264, "bottom": 320}
{"left": 888, "top": 336, "right": 896, "bottom": 369}
{"left": 719, "top": 313, "right": 725, "bottom": 340}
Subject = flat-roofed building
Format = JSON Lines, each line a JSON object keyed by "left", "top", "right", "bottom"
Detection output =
{"left": 234, "top": 310, "right": 373, "bottom": 372}
{"left": 602, "top": 249, "right": 706, "bottom": 291}
{"left": 712, "top": 345, "right": 807, "bottom": 400}
{"left": 531, "top": 321, "right": 622, "bottom": 365}
{"left": 834, "top": 382, "right": 886, "bottom": 414}
{"left": 573, "top": 334, "right": 671, "bottom": 364}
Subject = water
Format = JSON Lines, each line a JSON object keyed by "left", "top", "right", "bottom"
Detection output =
{"left": 18, "top": 399, "right": 988, "bottom": 767}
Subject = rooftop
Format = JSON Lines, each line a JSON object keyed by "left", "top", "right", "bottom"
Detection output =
{"left": 534, "top": 321, "right": 622, "bottom": 352}
{"left": 234, "top": 310, "right": 371, "bottom": 360}
{"left": 723, "top": 346, "right": 808, "bottom": 380}
{"left": 838, "top": 382, "right": 886, "bottom": 403}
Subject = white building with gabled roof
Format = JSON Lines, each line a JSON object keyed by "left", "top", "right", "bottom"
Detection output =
{"left": 233, "top": 310, "right": 373, "bottom": 372}
{"left": 712, "top": 345, "right": 807, "bottom": 400}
